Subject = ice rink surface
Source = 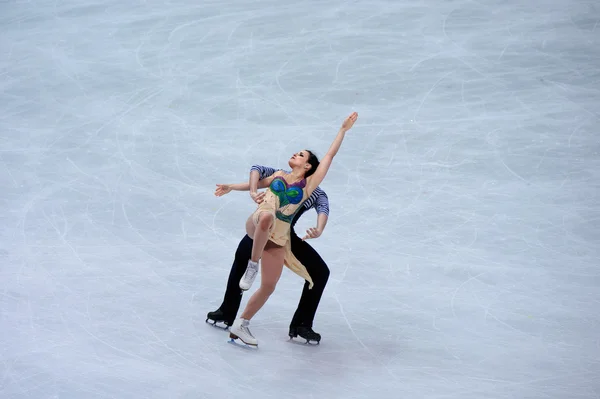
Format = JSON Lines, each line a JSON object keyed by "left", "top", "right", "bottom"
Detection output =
{"left": 1, "top": 0, "right": 599, "bottom": 398}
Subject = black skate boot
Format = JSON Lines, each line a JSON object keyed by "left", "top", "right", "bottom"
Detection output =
{"left": 289, "top": 326, "right": 321, "bottom": 345}
{"left": 206, "top": 308, "right": 233, "bottom": 329}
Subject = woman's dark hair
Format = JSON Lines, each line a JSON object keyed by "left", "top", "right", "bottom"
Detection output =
{"left": 305, "top": 150, "right": 320, "bottom": 178}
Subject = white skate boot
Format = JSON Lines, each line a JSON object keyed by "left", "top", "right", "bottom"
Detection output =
{"left": 229, "top": 318, "right": 258, "bottom": 346}
{"left": 239, "top": 260, "right": 259, "bottom": 291}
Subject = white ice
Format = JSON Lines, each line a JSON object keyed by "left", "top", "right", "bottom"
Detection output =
{"left": 1, "top": 0, "right": 599, "bottom": 398}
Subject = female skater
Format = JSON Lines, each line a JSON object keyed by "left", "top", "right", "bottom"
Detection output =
{"left": 228, "top": 111, "right": 358, "bottom": 346}
{"left": 209, "top": 163, "right": 331, "bottom": 344}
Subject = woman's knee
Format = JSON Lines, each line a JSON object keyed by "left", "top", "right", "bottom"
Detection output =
{"left": 259, "top": 281, "right": 278, "bottom": 296}
{"left": 258, "top": 212, "right": 274, "bottom": 231}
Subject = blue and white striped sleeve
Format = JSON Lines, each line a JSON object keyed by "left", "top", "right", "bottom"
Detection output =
{"left": 250, "top": 165, "right": 280, "bottom": 180}
{"left": 314, "top": 188, "right": 330, "bottom": 216}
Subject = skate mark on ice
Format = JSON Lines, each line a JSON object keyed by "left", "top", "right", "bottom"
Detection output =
{"left": 495, "top": 147, "right": 531, "bottom": 185}
{"left": 41, "top": 205, "right": 89, "bottom": 272}
{"left": 432, "top": 370, "right": 597, "bottom": 399}
{"left": 409, "top": 50, "right": 444, "bottom": 72}
{"left": 450, "top": 272, "right": 485, "bottom": 320}
{"left": 138, "top": 313, "right": 212, "bottom": 371}
{"left": 135, "top": 19, "right": 166, "bottom": 79}
{"left": 413, "top": 62, "right": 454, "bottom": 123}
{"left": 333, "top": 294, "right": 398, "bottom": 381}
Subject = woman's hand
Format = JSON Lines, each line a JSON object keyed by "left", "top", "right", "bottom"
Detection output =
{"left": 215, "top": 184, "right": 232, "bottom": 196}
{"left": 250, "top": 191, "right": 266, "bottom": 204}
{"left": 340, "top": 111, "right": 358, "bottom": 131}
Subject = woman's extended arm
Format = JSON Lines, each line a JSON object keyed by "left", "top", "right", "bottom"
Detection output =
{"left": 307, "top": 112, "right": 358, "bottom": 192}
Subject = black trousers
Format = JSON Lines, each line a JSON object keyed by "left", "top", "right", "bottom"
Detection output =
{"left": 217, "top": 229, "right": 330, "bottom": 328}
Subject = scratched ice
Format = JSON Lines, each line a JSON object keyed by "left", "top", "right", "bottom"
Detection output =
{"left": 1, "top": 0, "right": 599, "bottom": 398}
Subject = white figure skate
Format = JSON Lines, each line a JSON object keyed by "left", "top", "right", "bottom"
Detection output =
{"left": 239, "top": 260, "right": 259, "bottom": 291}
{"left": 229, "top": 318, "right": 258, "bottom": 346}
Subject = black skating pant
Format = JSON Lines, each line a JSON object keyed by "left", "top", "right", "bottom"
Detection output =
{"left": 217, "top": 229, "right": 330, "bottom": 328}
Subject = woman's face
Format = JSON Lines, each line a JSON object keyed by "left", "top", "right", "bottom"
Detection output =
{"left": 288, "top": 149, "right": 311, "bottom": 172}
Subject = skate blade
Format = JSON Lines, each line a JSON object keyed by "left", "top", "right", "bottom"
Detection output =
{"left": 228, "top": 333, "right": 258, "bottom": 348}
{"left": 288, "top": 336, "right": 320, "bottom": 345}
{"left": 205, "top": 319, "right": 230, "bottom": 330}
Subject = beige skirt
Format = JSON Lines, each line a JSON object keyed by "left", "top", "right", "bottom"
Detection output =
{"left": 251, "top": 204, "right": 314, "bottom": 289}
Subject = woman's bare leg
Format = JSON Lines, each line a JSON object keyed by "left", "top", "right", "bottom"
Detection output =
{"left": 245, "top": 212, "right": 274, "bottom": 263}
{"left": 240, "top": 242, "right": 285, "bottom": 320}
